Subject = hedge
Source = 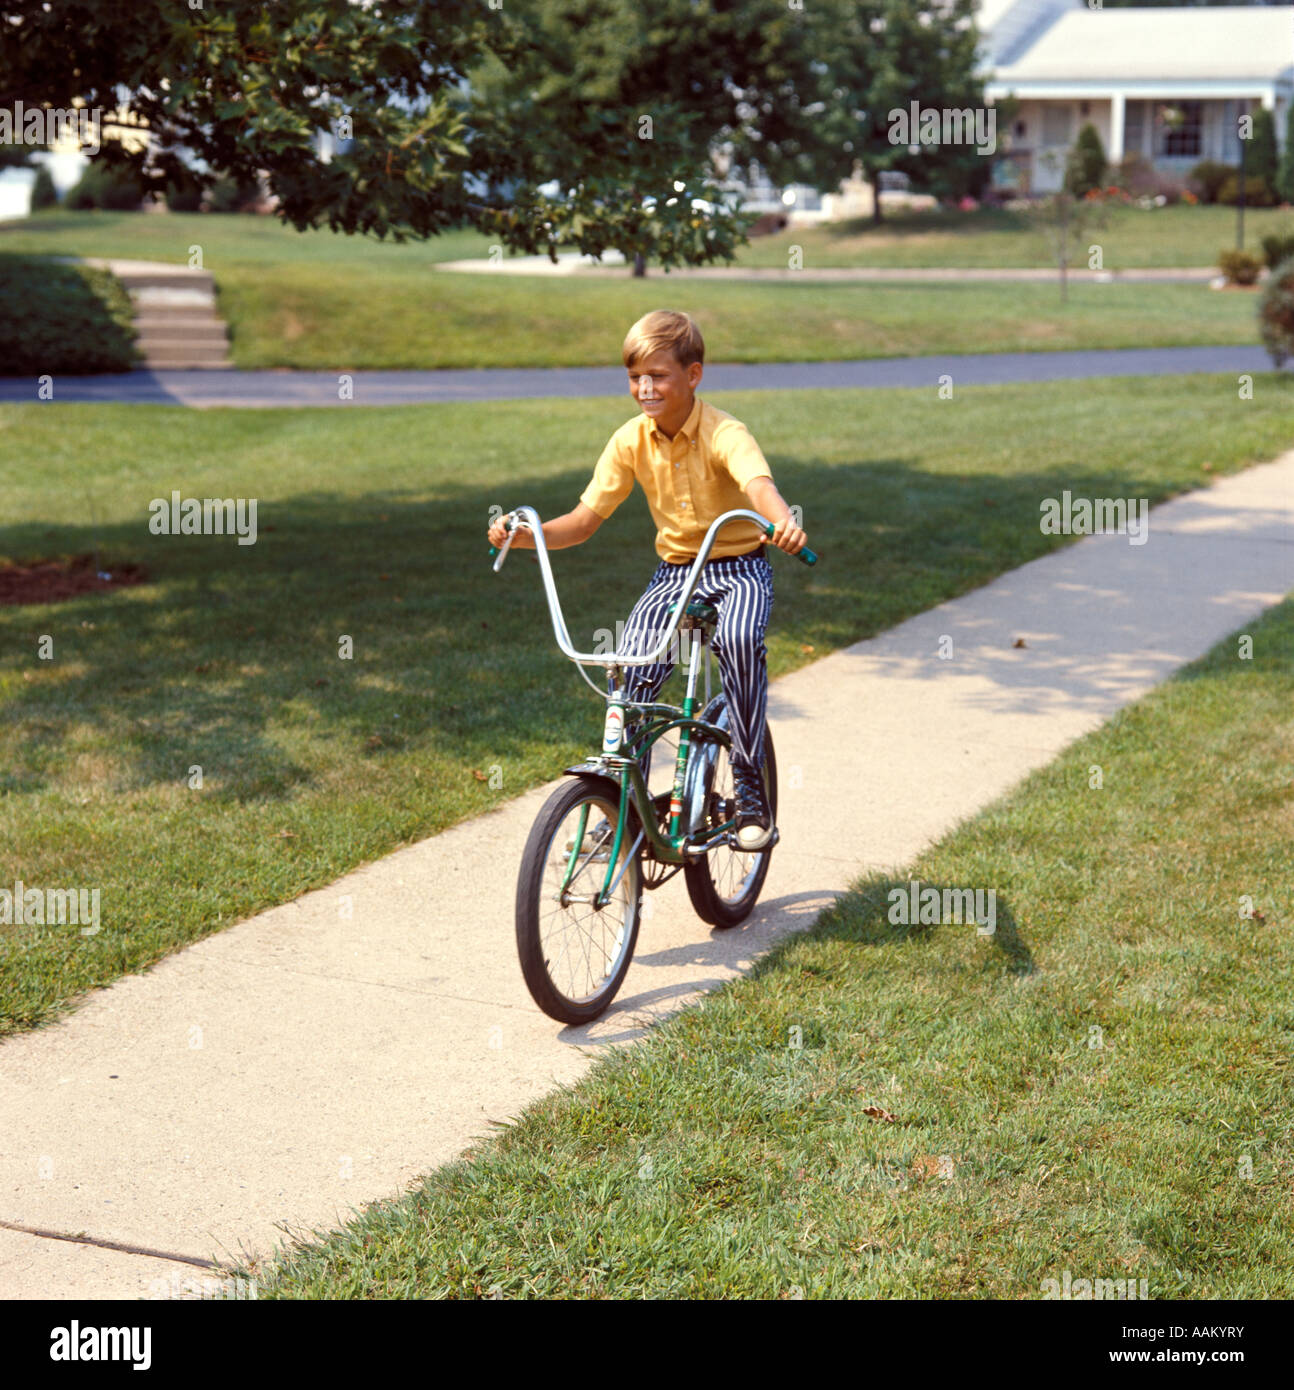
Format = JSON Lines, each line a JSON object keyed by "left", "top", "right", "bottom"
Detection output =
{"left": 0, "top": 255, "right": 138, "bottom": 375}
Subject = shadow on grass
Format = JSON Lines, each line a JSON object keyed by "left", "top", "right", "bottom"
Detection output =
{"left": 809, "top": 873, "right": 1037, "bottom": 977}
{"left": 0, "top": 449, "right": 1266, "bottom": 804}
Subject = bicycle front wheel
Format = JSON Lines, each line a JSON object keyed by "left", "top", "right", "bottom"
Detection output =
{"left": 516, "top": 777, "right": 643, "bottom": 1024}
{"left": 684, "top": 713, "right": 778, "bottom": 929}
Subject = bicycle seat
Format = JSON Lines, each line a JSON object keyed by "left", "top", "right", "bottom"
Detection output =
{"left": 667, "top": 598, "right": 718, "bottom": 628}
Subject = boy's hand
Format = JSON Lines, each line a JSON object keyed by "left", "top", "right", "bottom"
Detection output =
{"left": 487, "top": 514, "right": 514, "bottom": 549}
{"left": 768, "top": 515, "right": 808, "bottom": 556}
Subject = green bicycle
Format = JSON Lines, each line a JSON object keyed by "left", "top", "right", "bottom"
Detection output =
{"left": 489, "top": 506, "right": 818, "bottom": 1024}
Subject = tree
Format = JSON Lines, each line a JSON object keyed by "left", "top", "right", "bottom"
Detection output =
{"left": 466, "top": 0, "right": 828, "bottom": 272}
{"left": 1065, "top": 122, "right": 1106, "bottom": 199}
{"left": 1247, "top": 106, "right": 1279, "bottom": 202}
{"left": 1278, "top": 102, "right": 1294, "bottom": 204}
{"left": 30, "top": 163, "right": 58, "bottom": 210}
{"left": 1027, "top": 154, "right": 1109, "bottom": 303}
{"left": 808, "top": 0, "right": 1001, "bottom": 224}
{"left": 0, "top": 0, "right": 747, "bottom": 264}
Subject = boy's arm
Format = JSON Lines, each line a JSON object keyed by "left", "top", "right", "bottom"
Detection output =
{"left": 489, "top": 502, "right": 603, "bottom": 551}
{"left": 745, "top": 476, "right": 807, "bottom": 556}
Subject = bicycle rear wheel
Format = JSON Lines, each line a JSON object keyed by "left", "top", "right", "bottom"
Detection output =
{"left": 516, "top": 777, "right": 643, "bottom": 1024}
{"left": 683, "top": 703, "right": 778, "bottom": 929}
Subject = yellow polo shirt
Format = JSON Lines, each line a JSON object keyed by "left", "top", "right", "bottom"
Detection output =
{"left": 581, "top": 396, "right": 773, "bottom": 563}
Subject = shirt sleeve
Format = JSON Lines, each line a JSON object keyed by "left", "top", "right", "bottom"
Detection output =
{"left": 579, "top": 433, "right": 636, "bottom": 519}
{"left": 714, "top": 417, "right": 773, "bottom": 490}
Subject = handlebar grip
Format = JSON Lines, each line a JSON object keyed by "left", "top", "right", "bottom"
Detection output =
{"left": 763, "top": 523, "right": 818, "bottom": 566}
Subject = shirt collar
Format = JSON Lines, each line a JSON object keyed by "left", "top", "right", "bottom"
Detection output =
{"left": 650, "top": 394, "right": 703, "bottom": 443}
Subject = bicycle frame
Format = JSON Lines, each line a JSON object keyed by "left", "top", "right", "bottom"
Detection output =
{"left": 491, "top": 506, "right": 813, "bottom": 906}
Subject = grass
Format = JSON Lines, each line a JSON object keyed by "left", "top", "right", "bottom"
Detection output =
{"left": 2, "top": 375, "right": 1292, "bottom": 1042}
{"left": 0, "top": 210, "right": 1269, "bottom": 369}
{"left": 235, "top": 596, "right": 1294, "bottom": 1299}
{"left": 731, "top": 202, "right": 1294, "bottom": 270}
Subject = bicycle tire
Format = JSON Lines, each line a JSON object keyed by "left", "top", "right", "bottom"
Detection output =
{"left": 516, "top": 776, "right": 643, "bottom": 1024}
{"left": 683, "top": 702, "right": 778, "bottom": 929}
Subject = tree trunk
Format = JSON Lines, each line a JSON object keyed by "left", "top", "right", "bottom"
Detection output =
{"left": 633, "top": 251, "right": 646, "bottom": 277}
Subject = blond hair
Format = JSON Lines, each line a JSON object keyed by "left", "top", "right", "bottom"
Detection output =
{"left": 622, "top": 310, "right": 705, "bottom": 369}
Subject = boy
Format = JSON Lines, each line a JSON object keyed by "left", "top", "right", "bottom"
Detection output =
{"left": 486, "top": 309, "right": 807, "bottom": 850}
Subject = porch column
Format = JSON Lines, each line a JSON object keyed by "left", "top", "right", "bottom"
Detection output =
{"left": 1109, "top": 91, "right": 1126, "bottom": 163}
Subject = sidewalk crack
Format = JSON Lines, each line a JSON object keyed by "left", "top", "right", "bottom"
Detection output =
{"left": 0, "top": 1218, "right": 220, "bottom": 1269}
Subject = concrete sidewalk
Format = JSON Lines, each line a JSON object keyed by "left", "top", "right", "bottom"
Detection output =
{"left": 1, "top": 456, "right": 1291, "bottom": 1299}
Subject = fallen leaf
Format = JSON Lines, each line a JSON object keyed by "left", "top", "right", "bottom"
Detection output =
{"left": 862, "top": 1105, "right": 896, "bottom": 1123}
{"left": 473, "top": 769, "right": 487, "bottom": 781}
{"left": 800, "top": 644, "right": 814, "bottom": 653}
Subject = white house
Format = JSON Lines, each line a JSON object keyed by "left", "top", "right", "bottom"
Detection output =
{"left": 980, "top": 0, "right": 1294, "bottom": 193}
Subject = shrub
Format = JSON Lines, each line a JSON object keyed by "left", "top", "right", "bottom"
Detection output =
{"left": 1218, "top": 248, "right": 1263, "bottom": 286}
{"left": 30, "top": 165, "right": 58, "bottom": 211}
{"left": 1113, "top": 152, "right": 1154, "bottom": 196}
{"left": 1187, "top": 160, "right": 1233, "bottom": 204}
{"left": 164, "top": 174, "right": 204, "bottom": 213}
{"left": 65, "top": 160, "right": 145, "bottom": 211}
{"left": 1258, "top": 255, "right": 1294, "bottom": 365}
{"left": 205, "top": 175, "right": 261, "bottom": 212}
{"left": 1218, "top": 174, "right": 1277, "bottom": 208}
{"left": 1260, "top": 232, "right": 1294, "bottom": 270}
{"left": 1065, "top": 122, "right": 1107, "bottom": 199}
{"left": 0, "top": 254, "right": 138, "bottom": 374}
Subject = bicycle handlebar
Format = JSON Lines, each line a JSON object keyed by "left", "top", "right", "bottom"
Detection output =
{"left": 487, "top": 506, "right": 818, "bottom": 669}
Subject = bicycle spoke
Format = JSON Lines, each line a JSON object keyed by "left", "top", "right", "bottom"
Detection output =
{"left": 536, "top": 803, "right": 636, "bottom": 1002}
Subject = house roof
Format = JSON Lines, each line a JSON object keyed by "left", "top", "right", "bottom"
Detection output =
{"left": 991, "top": 5, "right": 1294, "bottom": 84}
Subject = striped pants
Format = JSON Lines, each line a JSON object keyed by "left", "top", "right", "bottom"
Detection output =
{"left": 609, "top": 548, "right": 774, "bottom": 773}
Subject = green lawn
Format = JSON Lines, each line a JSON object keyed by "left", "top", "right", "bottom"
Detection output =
{"left": 0, "top": 210, "right": 1271, "bottom": 369}
{"left": 2, "top": 377, "right": 1292, "bottom": 1040}
{"left": 237, "top": 596, "right": 1294, "bottom": 1299}
{"left": 0, "top": 210, "right": 496, "bottom": 268}
{"left": 732, "top": 202, "right": 1294, "bottom": 270}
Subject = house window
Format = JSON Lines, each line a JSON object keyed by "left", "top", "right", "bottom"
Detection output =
{"left": 1159, "top": 100, "right": 1202, "bottom": 158}
{"left": 1041, "top": 105, "right": 1072, "bottom": 146}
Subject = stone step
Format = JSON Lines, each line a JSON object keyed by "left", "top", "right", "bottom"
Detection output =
{"left": 112, "top": 267, "right": 216, "bottom": 294}
{"left": 132, "top": 318, "right": 229, "bottom": 344}
{"left": 139, "top": 358, "right": 235, "bottom": 370}
{"left": 129, "top": 286, "right": 218, "bottom": 312}
{"left": 136, "top": 338, "right": 233, "bottom": 367}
